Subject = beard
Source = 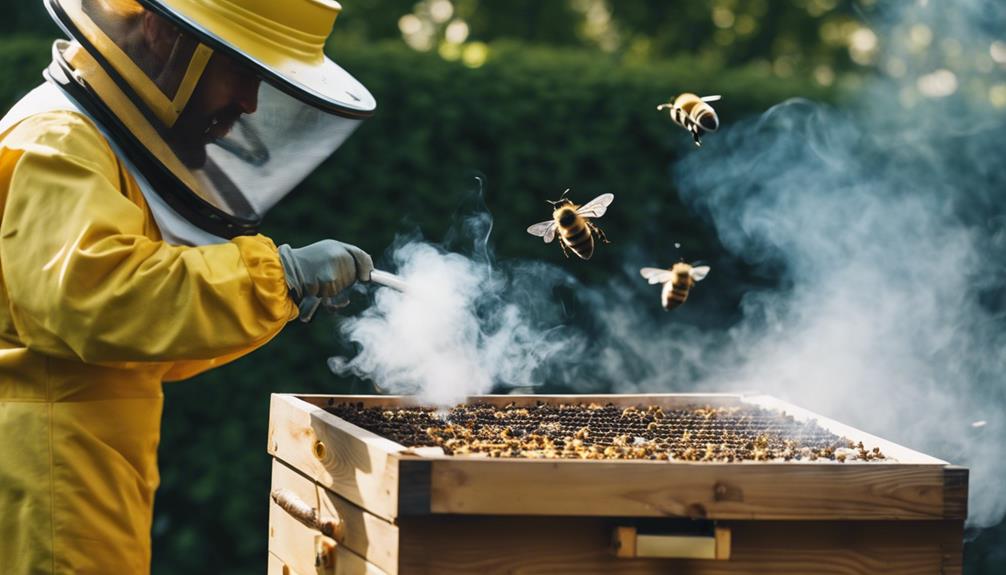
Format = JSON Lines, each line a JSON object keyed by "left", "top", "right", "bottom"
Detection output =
{"left": 170, "top": 103, "right": 245, "bottom": 168}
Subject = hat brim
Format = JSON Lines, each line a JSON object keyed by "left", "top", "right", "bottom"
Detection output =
{"left": 140, "top": 0, "right": 376, "bottom": 118}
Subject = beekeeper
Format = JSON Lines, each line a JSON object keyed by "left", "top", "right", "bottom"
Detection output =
{"left": 0, "top": 0, "right": 376, "bottom": 571}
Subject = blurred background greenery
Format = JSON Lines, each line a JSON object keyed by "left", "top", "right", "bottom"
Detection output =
{"left": 4, "top": 0, "right": 1005, "bottom": 572}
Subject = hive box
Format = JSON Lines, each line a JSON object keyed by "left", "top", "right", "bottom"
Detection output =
{"left": 266, "top": 393, "right": 967, "bottom": 575}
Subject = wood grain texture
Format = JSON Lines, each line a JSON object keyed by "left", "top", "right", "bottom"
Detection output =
{"left": 317, "top": 483, "right": 401, "bottom": 575}
{"left": 942, "top": 466, "right": 969, "bottom": 520}
{"left": 269, "top": 462, "right": 391, "bottom": 575}
{"left": 269, "top": 460, "right": 330, "bottom": 575}
{"left": 397, "top": 516, "right": 963, "bottom": 575}
{"left": 270, "top": 541, "right": 390, "bottom": 575}
{"left": 274, "top": 394, "right": 967, "bottom": 522}
{"left": 742, "top": 395, "right": 946, "bottom": 465}
{"left": 397, "top": 459, "right": 432, "bottom": 516}
{"left": 333, "top": 545, "right": 390, "bottom": 575}
{"left": 271, "top": 394, "right": 967, "bottom": 574}
{"left": 428, "top": 458, "right": 950, "bottom": 520}
{"left": 268, "top": 394, "right": 404, "bottom": 520}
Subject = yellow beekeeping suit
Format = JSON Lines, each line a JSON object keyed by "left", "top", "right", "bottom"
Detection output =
{"left": 0, "top": 109, "right": 296, "bottom": 573}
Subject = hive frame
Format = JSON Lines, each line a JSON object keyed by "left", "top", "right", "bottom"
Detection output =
{"left": 268, "top": 393, "right": 967, "bottom": 523}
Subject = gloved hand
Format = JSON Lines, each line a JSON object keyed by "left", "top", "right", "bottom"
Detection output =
{"left": 296, "top": 294, "right": 350, "bottom": 323}
{"left": 278, "top": 240, "right": 373, "bottom": 321}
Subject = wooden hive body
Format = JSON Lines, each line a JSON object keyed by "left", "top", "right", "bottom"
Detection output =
{"left": 267, "top": 393, "right": 968, "bottom": 575}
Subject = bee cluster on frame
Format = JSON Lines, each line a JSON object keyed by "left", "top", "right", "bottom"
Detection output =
{"left": 325, "top": 401, "right": 887, "bottom": 463}
{"left": 526, "top": 93, "right": 722, "bottom": 311}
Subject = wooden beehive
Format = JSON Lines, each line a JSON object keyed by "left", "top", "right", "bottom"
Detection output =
{"left": 266, "top": 393, "right": 968, "bottom": 575}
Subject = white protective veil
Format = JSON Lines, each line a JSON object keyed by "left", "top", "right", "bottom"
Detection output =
{"left": 44, "top": 0, "right": 376, "bottom": 241}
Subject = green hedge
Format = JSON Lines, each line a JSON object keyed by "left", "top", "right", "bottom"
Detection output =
{"left": 0, "top": 36, "right": 831, "bottom": 574}
{"left": 291, "top": 41, "right": 832, "bottom": 271}
{"left": 174, "top": 42, "right": 832, "bottom": 574}
{"left": 0, "top": 36, "right": 52, "bottom": 112}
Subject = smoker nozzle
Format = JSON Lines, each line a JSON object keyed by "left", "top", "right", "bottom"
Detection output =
{"left": 368, "top": 269, "right": 409, "bottom": 292}
{"left": 300, "top": 268, "right": 408, "bottom": 322}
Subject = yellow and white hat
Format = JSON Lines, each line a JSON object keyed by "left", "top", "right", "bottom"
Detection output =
{"left": 44, "top": 0, "right": 376, "bottom": 237}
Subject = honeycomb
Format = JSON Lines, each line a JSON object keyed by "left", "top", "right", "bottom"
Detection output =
{"left": 326, "top": 402, "right": 886, "bottom": 462}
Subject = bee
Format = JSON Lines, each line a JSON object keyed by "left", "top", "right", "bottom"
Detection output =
{"left": 639, "top": 262, "right": 711, "bottom": 310}
{"left": 527, "top": 189, "right": 614, "bottom": 260}
{"left": 656, "top": 94, "right": 722, "bottom": 146}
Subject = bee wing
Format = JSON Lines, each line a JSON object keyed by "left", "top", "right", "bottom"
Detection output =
{"left": 640, "top": 267, "right": 674, "bottom": 285}
{"left": 576, "top": 193, "right": 615, "bottom": 219}
{"left": 690, "top": 266, "right": 711, "bottom": 281}
{"left": 527, "top": 220, "right": 557, "bottom": 243}
{"left": 700, "top": 95, "right": 722, "bottom": 102}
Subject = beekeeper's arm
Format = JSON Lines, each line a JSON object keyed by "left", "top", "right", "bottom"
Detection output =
{"left": 0, "top": 111, "right": 362, "bottom": 364}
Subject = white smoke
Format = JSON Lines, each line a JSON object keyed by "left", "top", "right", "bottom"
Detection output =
{"left": 664, "top": 1, "right": 1006, "bottom": 528}
{"left": 671, "top": 100, "right": 1005, "bottom": 528}
{"left": 329, "top": 0, "right": 1006, "bottom": 531}
{"left": 328, "top": 225, "right": 581, "bottom": 405}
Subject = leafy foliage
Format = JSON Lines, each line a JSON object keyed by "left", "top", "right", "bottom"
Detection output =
{"left": 151, "top": 41, "right": 827, "bottom": 574}
{"left": 1, "top": 18, "right": 995, "bottom": 575}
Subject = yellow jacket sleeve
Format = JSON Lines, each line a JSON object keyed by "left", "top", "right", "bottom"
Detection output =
{"left": 0, "top": 111, "right": 297, "bottom": 364}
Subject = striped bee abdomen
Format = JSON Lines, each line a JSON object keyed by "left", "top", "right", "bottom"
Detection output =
{"left": 695, "top": 105, "right": 719, "bottom": 131}
{"left": 662, "top": 275, "right": 693, "bottom": 310}
{"left": 672, "top": 106, "right": 690, "bottom": 129}
{"left": 558, "top": 214, "right": 595, "bottom": 259}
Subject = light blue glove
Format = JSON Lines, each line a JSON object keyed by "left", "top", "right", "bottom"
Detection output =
{"left": 278, "top": 240, "right": 373, "bottom": 322}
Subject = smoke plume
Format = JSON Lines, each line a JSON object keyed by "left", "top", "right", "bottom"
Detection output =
{"left": 328, "top": 204, "right": 583, "bottom": 406}
{"left": 663, "top": 0, "right": 1006, "bottom": 528}
{"left": 330, "top": 0, "right": 1006, "bottom": 528}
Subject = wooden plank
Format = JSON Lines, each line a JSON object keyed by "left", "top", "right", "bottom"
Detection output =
{"left": 942, "top": 466, "right": 969, "bottom": 520}
{"left": 297, "top": 394, "right": 747, "bottom": 410}
{"left": 268, "top": 394, "right": 404, "bottom": 520}
{"left": 397, "top": 516, "right": 964, "bottom": 574}
{"left": 397, "top": 459, "right": 432, "bottom": 516}
{"left": 270, "top": 549, "right": 381, "bottom": 575}
{"left": 269, "top": 460, "right": 327, "bottom": 575}
{"left": 269, "top": 461, "right": 392, "bottom": 575}
{"left": 742, "top": 395, "right": 947, "bottom": 465}
{"left": 281, "top": 393, "right": 964, "bottom": 520}
{"left": 271, "top": 458, "right": 401, "bottom": 573}
{"left": 427, "top": 458, "right": 950, "bottom": 520}
{"left": 270, "top": 539, "right": 388, "bottom": 575}
{"left": 334, "top": 546, "right": 390, "bottom": 575}
{"left": 316, "top": 482, "right": 401, "bottom": 575}
{"left": 267, "top": 551, "right": 295, "bottom": 575}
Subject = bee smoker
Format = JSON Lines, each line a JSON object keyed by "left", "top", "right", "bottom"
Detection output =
{"left": 301, "top": 269, "right": 409, "bottom": 322}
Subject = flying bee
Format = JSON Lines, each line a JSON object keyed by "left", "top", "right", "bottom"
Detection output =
{"left": 639, "top": 262, "right": 711, "bottom": 310}
{"left": 526, "top": 189, "right": 614, "bottom": 260}
{"left": 657, "top": 94, "right": 722, "bottom": 147}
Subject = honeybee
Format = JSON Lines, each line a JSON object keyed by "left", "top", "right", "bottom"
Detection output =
{"left": 526, "top": 190, "right": 614, "bottom": 260}
{"left": 640, "top": 262, "right": 711, "bottom": 310}
{"left": 656, "top": 93, "right": 722, "bottom": 146}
